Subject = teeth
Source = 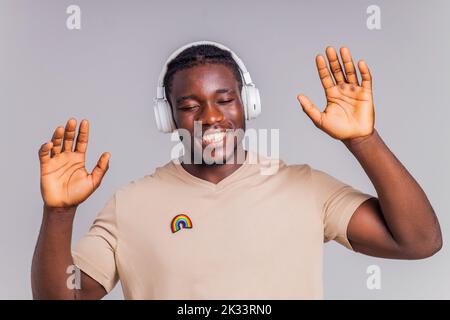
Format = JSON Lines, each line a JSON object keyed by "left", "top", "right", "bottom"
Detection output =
{"left": 202, "top": 131, "right": 226, "bottom": 144}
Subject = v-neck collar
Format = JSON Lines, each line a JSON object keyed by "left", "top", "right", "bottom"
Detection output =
{"left": 170, "top": 150, "right": 256, "bottom": 191}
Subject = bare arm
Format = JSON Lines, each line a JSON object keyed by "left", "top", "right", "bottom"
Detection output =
{"left": 344, "top": 130, "right": 442, "bottom": 259}
{"left": 297, "top": 46, "right": 442, "bottom": 259}
{"left": 32, "top": 118, "right": 110, "bottom": 299}
{"left": 32, "top": 205, "right": 107, "bottom": 299}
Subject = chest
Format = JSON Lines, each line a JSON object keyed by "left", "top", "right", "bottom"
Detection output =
{"left": 118, "top": 186, "right": 323, "bottom": 274}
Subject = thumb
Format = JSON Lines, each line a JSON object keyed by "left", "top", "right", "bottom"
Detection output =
{"left": 91, "top": 152, "right": 111, "bottom": 190}
{"left": 297, "top": 94, "right": 323, "bottom": 128}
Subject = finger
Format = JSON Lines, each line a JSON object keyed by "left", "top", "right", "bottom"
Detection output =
{"left": 340, "top": 47, "right": 359, "bottom": 85}
{"left": 316, "top": 55, "right": 334, "bottom": 89}
{"left": 326, "top": 46, "right": 346, "bottom": 84}
{"left": 90, "top": 152, "right": 111, "bottom": 190}
{"left": 39, "top": 142, "right": 53, "bottom": 164}
{"left": 62, "top": 118, "right": 77, "bottom": 152}
{"left": 50, "top": 126, "right": 64, "bottom": 157}
{"left": 75, "top": 119, "right": 89, "bottom": 153}
{"left": 297, "top": 94, "right": 323, "bottom": 128}
{"left": 358, "top": 60, "right": 372, "bottom": 89}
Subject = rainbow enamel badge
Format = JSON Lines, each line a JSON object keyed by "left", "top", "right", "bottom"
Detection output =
{"left": 171, "top": 214, "right": 193, "bottom": 233}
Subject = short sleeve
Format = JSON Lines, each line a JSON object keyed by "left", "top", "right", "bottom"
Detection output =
{"left": 311, "top": 167, "right": 374, "bottom": 250}
{"left": 72, "top": 193, "right": 119, "bottom": 293}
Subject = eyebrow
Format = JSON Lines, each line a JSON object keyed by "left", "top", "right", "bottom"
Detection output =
{"left": 175, "top": 88, "right": 235, "bottom": 104}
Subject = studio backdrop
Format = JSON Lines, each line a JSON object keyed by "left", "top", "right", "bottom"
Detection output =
{"left": 1, "top": 0, "right": 449, "bottom": 299}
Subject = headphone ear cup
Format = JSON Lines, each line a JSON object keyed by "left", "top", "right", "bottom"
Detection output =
{"left": 154, "top": 100, "right": 163, "bottom": 132}
{"left": 154, "top": 99, "right": 176, "bottom": 133}
{"left": 241, "top": 86, "right": 261, "bottom": 120}
{"left": 240, "top": 86, "right": 249, "bottom": 120}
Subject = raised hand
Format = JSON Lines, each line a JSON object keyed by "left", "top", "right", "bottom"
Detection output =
{"left": 297, "top": 46, "right": 375, "bottom": 141}
{"left": 38, "top": 118, "right": 110, "bottom": 209}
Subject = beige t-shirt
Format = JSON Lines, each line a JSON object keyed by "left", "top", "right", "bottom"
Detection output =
{"left": 72, "top": 150, "right": 373, "bottom": 299}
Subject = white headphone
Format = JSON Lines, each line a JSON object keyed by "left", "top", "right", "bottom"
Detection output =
{"left": 154, "top": 40, "right": 261, "bottom": 133}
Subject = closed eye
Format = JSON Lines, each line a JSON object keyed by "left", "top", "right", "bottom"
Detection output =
{"left": 218, "top": 99, "right": 234, "bottom": 104}
{"left": 180, "top": 105, "right": 199, "bottom": 110}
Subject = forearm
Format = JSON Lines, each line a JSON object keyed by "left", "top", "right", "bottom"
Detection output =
{"left": 31, "top": 205, "right": 78, "bottom": 299}
{"left": 343, "top": 129, "right": 442, "bottom": 254}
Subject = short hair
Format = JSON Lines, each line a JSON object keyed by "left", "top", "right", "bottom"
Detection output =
{"left": 163, "top": 44, "right": 243, "bottom": 105}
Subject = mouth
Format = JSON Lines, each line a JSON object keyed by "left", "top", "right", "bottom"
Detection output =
{"left": 200, "top": 129, "right": 228, "bottom": 147}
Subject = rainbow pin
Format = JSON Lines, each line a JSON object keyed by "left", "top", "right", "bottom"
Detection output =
{"left": 171, "top": 214, "right": 193, "bottom": 233}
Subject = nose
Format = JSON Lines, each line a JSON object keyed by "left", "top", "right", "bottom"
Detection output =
{"left": 198, "top": 102, "right": 224, "bottom": 126}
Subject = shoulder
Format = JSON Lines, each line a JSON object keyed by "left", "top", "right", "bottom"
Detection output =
{"left": 255, "top": 152, "right": 314, "bottom": 187}
{"left": 114, "top": 160, "right": 175, "bottom": 198}
{"left": 282, "top": 162, "right": 312, "bottom": 174}
{"left": 277, "top": 161, "right": 313, "bottom": 181}
{"left": 248, "top": 150, "right": 312, "bottom": 177}
{"left": 281, "top": 162, "right": 342, "bottom": 188}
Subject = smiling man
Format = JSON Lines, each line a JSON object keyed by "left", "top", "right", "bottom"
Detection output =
{"left": 32, "top": 41, "right": 442, "bottom": 300}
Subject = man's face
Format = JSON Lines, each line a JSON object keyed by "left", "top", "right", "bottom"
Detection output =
{"left": 168, "top": 63, "right": 246, "bottom": 164}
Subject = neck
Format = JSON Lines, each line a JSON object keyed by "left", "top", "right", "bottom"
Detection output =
{"left": 180, "top": 147, "right": 247, "bottom": 185}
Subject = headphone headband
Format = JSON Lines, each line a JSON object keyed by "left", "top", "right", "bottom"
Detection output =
{"left": 156, "top": 40, "right": 254, "bottom": 99}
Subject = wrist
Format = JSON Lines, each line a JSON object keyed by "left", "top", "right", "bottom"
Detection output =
{"left": 342, "top": 128, "right": 378, "bottom": 150}
{"left": 43, "top": 204, "right": 78, "bottom": 220}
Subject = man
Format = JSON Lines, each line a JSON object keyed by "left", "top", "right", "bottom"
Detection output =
{"left": 32, "top": 42, "right": 442, "bottom": 299}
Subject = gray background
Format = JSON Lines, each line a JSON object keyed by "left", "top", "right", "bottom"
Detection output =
{"left": 1, "top": 0, "right": 449, "bottom": 299}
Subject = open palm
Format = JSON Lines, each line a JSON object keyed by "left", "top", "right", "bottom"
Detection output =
{"left": 39, "top": 118, "right": 110, "bottom": 209}
{"left": 297, "top": 47, "right": 374, "bottom": 140}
